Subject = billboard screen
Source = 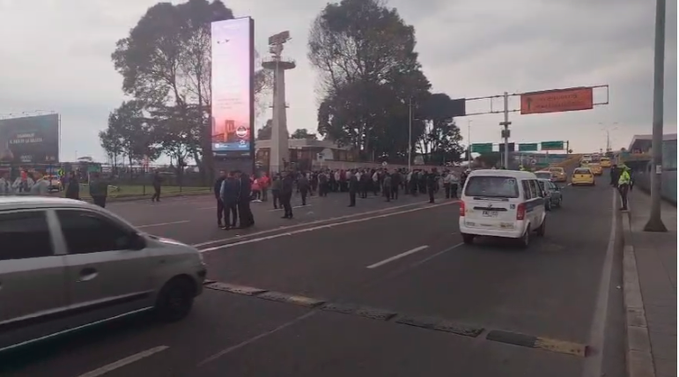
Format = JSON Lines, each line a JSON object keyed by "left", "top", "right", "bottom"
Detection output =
{"left": 210, "top": 17, "right": 254, "bottom": 157}
{"left": 0, "top": 114, "right": 59, "bottom": 164}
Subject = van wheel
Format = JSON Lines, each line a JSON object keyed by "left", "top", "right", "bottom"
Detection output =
{"left": 154, "top": 277, "right": 195, "bottom": 322}
{"left": 462, "top": 233, "right": 475, "bottom": 244}
{"left": 518, "top": 228, "right": 530, "bottom": 248}
{"left": 537, "top": 218, "right": 546, "bottom": 237}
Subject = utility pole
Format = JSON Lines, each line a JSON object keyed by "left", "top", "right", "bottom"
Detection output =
{"left": 408, "top": 97, "right": 413, "bottom": 171}
{"left": 467, "top": 120, "right": 472, "bottom": 165}
{"left": 499, "top": 92, "right": 511, "bottom": 169}
{"left": 644, "top": 0, "right": 668, "bottom": 232}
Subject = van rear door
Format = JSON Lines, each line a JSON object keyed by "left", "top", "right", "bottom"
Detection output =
{"left": 463, "top": 176, "right": 520, "bottom": 230}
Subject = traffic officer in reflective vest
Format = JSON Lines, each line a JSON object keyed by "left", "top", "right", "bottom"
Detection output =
{"left": 618, "top": 165, "right": 631, "bottom": 211}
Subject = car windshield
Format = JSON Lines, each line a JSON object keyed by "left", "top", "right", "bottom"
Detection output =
{"left": 464, "top": 176, "right": 520, "bottom": 198}
{"left": 574, "top": 168, "right": 591, "bottom": 175}
{"left": 549, "top": 168, "right": 563, "bottom": 173}
{"left": 535, "top": 172, "right": 552, "bottom": 179}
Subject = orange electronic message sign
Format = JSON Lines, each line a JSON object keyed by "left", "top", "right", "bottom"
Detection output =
{"left": 520, "top": 87, "right": 594, "bottom": 115}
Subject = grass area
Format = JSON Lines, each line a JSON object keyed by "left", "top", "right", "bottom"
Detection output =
{"left": 57, "top": 185, "right": 211, "bottom": 200}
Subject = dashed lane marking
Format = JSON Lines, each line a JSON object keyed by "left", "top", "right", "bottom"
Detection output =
{"left": 203, "top": 281, "right": 589, "bottom": 357}
{"left": 77, "top": 345, "right": 169, "bottom": 377}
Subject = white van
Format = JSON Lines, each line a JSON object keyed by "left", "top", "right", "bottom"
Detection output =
{"left": 0, "top": 197, "right": 206, "bottom": 352}
{"left": 458, "top": 169, "right": 547, "bottom": 247}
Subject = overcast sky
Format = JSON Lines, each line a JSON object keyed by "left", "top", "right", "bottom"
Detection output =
{"left": 0, "top": 0, "right": 676, "bottom": 161}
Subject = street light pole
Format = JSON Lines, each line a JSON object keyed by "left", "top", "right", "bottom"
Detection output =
{"left": 467, "top": 120, "right": 472, "bottom": 165}
{"left": 408, "top": 97, "right": 412, "bottom": 171}
{"left": 644, "top": 0, "right": 667, "bottom": 232}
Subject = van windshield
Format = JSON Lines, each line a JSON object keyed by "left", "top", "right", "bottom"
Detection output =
{"left": 464, "top": 176, "right": 520, "bottom": 198}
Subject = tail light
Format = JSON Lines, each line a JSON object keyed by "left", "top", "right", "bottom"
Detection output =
{"left": 459, "top": 201, "right": 466, "bottom": 216}
{"left": 516, "top": 203, "right": 526, "bottom": 220}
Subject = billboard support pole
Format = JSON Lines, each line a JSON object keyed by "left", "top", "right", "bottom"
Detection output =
{"left": 500, "top": 92, "right": 511, "bottom": 169}
{"left": 644, "top": 0, "right": 667, "bottom": 232}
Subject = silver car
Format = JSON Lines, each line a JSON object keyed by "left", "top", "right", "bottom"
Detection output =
{"left": 537, "top": 179, "right": 563, "bottom": 211}
{"left": 0, "top": 197, "right": 206, "bottom": 352}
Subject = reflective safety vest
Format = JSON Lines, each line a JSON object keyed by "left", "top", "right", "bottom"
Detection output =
{"left": 618, "top": 170, "right": 631, "bottom": 185}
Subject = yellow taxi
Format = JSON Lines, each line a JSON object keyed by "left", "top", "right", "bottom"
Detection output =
{"left": 548, "top": 166, "right": 567, "bottom": 182}
{"left": 600, "top": 157, "right": 611, "bottom": 168}
{"left": 588, "top": 163, "right": 603, "bottom": 176}
{"left": 571, "top": 167, "right": 595, "bottom": 186}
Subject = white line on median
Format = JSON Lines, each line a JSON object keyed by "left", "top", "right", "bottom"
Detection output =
{"left": 76, "top": 345, "right": 169, "bottom": 377}
{"left": 198, "top": 201, "right": 458, "bottom": 253}
{"left": 136, "top": 220, "right": 190, "bottom": 228}
{"left": 366, "top": 245, "right": 429, "bottom": 269}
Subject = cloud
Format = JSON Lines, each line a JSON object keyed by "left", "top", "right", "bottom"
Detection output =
{"left": 0, "top": 0, "right": 675, "bottom": 162}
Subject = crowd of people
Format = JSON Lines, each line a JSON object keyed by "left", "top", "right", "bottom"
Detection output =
{"left": 212, "top": 167, "right": 470, "bottom": 230}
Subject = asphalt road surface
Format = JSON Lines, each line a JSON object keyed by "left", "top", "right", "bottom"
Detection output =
{"left": 0, "top": 174, "right": 627, "bottom": 377}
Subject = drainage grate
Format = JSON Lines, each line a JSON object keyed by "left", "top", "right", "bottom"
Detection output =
{"left": 396, "top": 315, "right": 484, "bottom": 337}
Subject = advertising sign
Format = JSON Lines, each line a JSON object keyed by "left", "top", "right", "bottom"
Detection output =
{"left": 0, "top": 114, "right": 59, "bottom": 164}
{"left": 210, "top": 17, "right": 254, "bottom": 157}
{"left": 520, "top": 87, "right": 594, "bottom": 115}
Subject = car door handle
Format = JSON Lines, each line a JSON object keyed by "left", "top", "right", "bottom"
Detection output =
{"left": 78, "top": 267, "right": 98, "bottom": 282}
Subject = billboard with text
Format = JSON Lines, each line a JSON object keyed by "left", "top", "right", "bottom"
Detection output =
{"left": 0, "top": 114, "right": 59, "bottom": 164}
{"left": 210, "top": 17, "right": 255, "bottom": 157}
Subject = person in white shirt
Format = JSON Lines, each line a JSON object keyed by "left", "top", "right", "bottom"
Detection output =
{"left": 0, "top": 172, "right": 12, "bottom": 196}
{"left": 30, "top": 173, "right": 50, "bottom": 196}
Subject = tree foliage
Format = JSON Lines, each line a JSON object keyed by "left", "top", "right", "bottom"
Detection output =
{"left": 109, "top": 0, "right": 271, "bottom": 178}
{"left": 291, "top": 128, "right": 317, "bottom": 140}
{"left": 475, "top": 152, "right": 501, "bottom": 168}
{"left": 308, "top": 0, "right": 431, "bottom": 162}
{"left": 100, "top": 101, "right": 160, "bottom": 168}
{"left": 257, "top": 119, "right": 273, "bottom": 140}
{"left": 417, "top": 93, "right": 465, "bottom": 163}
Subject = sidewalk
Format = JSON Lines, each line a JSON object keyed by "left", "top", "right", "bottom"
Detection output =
{"left": 623, "top": 190, "right": 677, "bottom": 377}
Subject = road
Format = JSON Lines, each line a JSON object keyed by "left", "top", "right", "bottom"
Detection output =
{"left": 0, "top": 175, "right": 627, "bottom": 377}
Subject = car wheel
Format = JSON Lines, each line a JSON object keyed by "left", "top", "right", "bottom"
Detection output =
{"left": 537, "top": 217, "right": 546, "bottom": 237}
{"left": 462, "top": 233, "right": 475, "bottom": 244}
{"left": 518, "top": 228, "right": 530, "bottom": 248}
{"left": 154, "top": 277, "right": 196, "bottom": 322}
{"left": 545, "top": 200, "right": 552, "bottom": 211}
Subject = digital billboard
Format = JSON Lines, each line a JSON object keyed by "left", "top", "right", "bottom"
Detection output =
{"left": 0, "top": 114, "right": 60, "bottom": 164}
{"left": 211, "top": 17, "right": 255, "bottom": 157}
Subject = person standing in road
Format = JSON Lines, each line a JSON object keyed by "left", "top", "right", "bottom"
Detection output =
{"left": 237, "top": 171, "right": 254, "bottom": 228}
{"left": 618, "top": 166, "right": 631, "bottom": 211}
{"left": 214, "top": 170, "right": 227, "bottom": 228}
{"left": 0, "top": 172, "right": 11, "bottom": 196}
{"left": 89, "top": 172, "right": 108, "bottom": 208}
{"left": 450, "top": 171, "right": 460, "bottom": 199}
{"left": 220, "top": 171, "right": 240, "bottom": 230}
{"left": 610, "top": 164, "right": 620, "bottom": 188}
{"left": 390, "top": 169, "right": 400, "bottom": 200}
{"left": 348, "top": 170, "right": 358, "bottom": 207}
{"left": 151, "top": 171, "right": 163, "bottom": 202}
{"left": 297, "top": 172, "right": 310, "bottom": 206}
{"left": 65, "top": 171, "right": 80, "bottom": 200}
{"left": 271, "top": 174, "right": 282, "bottom": 209}
{"left": 427, "top": 168, "right": 437, "bottom": 204}
{"left": 259, "top": 173, "right": 270, "bottom": 202}
{"left": 383, "top": 173, "right": 392, "bottom": 202}
{"left": 30, "top": 172, "right": 50, "bottom": 196}
{"left": 280, "top": 171, "right": 294, "bottom": 219}
{"left": 442, "top": 170, "right": 452, "bottom": 199}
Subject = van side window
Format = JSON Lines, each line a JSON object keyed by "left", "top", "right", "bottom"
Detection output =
{"left": 0, "top": 211, "right": 53, "bottom": 260}
{"left": 56, "top": 210, "right": 134, "bottom": 254}
{"left": 521, "top": 180, "right": 532, "bottom": 200}
{"left": 528, "top": 180, "right": 540, "bottom": 198}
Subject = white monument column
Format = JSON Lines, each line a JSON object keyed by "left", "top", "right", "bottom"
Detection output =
{"left": 262, "top": 31, "right": 295, "bottom": 173}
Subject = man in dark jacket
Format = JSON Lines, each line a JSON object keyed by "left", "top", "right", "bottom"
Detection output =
{"left": 348, "top": 171, "right": 358, "bottom": 207}
{"left": 427, "top": 168, "right": 437, "bottom": 203}
{"left": 214, "top": 170, "right": 227, "bottom": 228}
{"left": 237, "top": 171, "right": 254, "bottom": 228}
{"left": 89, "top": 172, "right": 108, "bottom": 208}
{"left": 280, "top": 171, "right": 294, "bottom": 219}
{"left": 65, "top": 171, "right": 80, "bottom": 200}
{"left": 151, "top": 171, "right": 162, "bottom": 202}
{"left": 297, "top": 172, "right": 310, "bottom": 206}
{"left": 220, "top": 171, "right": 240, "bottom": 230}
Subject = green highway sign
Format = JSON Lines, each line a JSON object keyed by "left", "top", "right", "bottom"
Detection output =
{"left": 471, "top": 143, "right": 493, "bottom": 153}
{"left": 518, "top": 143, "right": 538, "bottom": 152}
{"left": 541, "top": 141, "right": 564, "bottom": 150}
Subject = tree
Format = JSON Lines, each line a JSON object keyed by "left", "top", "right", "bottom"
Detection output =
{"left": 417, "top": 93, "right": 465, "bottom": 163}
{"left": 257, "top": 119, "right": 273, "bottom": 140}
{"left": 291, "top": 128, "right": 318, "bottom": 140}
{"left": 98, "top": 128, "right": 124, "bottom": 170}
{"left": 105, "top": 101, "right": 161, "bottom": 170}
{"left": 308, "top": 0, "right": 431, "bottom": 160}
{"left": 111, "top": 0, "right": 271, "bottom": 179}
{"left": 475, "top": 152, "right": 501, "bottom": 168}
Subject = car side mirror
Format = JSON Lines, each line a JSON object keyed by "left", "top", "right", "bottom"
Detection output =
{"left": 129, "top": 233, "right": 147, "bottom": 250}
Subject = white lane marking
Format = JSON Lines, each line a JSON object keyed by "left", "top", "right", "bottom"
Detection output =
{"left": 136, "top": 220, "right": 190, "bottom": 228}
{"left": 197, "top": 311, "right": 315, "bottom": 367}
{"left": 192, "top": 200, "right": 438, "bottom": 247}
{"left": 366, "top": 245, "right": 429, "bottom": 269}
{"left": 268, "top": 205, "right": 312, "bottom": 212}
{"left": 77, "top": 345, "right": 169, "bottom": 377}
{"left": 199, "top": 201, "right": 458, "bottom": 253}
{"left": 580, "top": 187, "right": 617, "bottom": 377}
{"left": 410, "top": 242, "right": 465, "bottom": 268}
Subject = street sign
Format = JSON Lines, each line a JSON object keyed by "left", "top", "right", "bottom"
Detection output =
{"left": 498, "top": 143, "right": 516, "bottom": 152}
{"left": 518, "top": 143, "right": 538, "bottom": 152}
{"left": 520, "top": 87, "right": 594, "bottom": 115}
{"left": 471, "top": 143, "right": 493, "bottom": 153}
{"left": 541, "top": 141, "right": 564, "bottom": 150}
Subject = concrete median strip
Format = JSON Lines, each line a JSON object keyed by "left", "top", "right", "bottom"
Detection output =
{"left": 203, "top": 280, "right": 589, "bottom": 357}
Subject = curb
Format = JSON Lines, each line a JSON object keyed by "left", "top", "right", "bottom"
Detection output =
{"left": 621, "top": 209, "right": 656, "bottom": 377}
